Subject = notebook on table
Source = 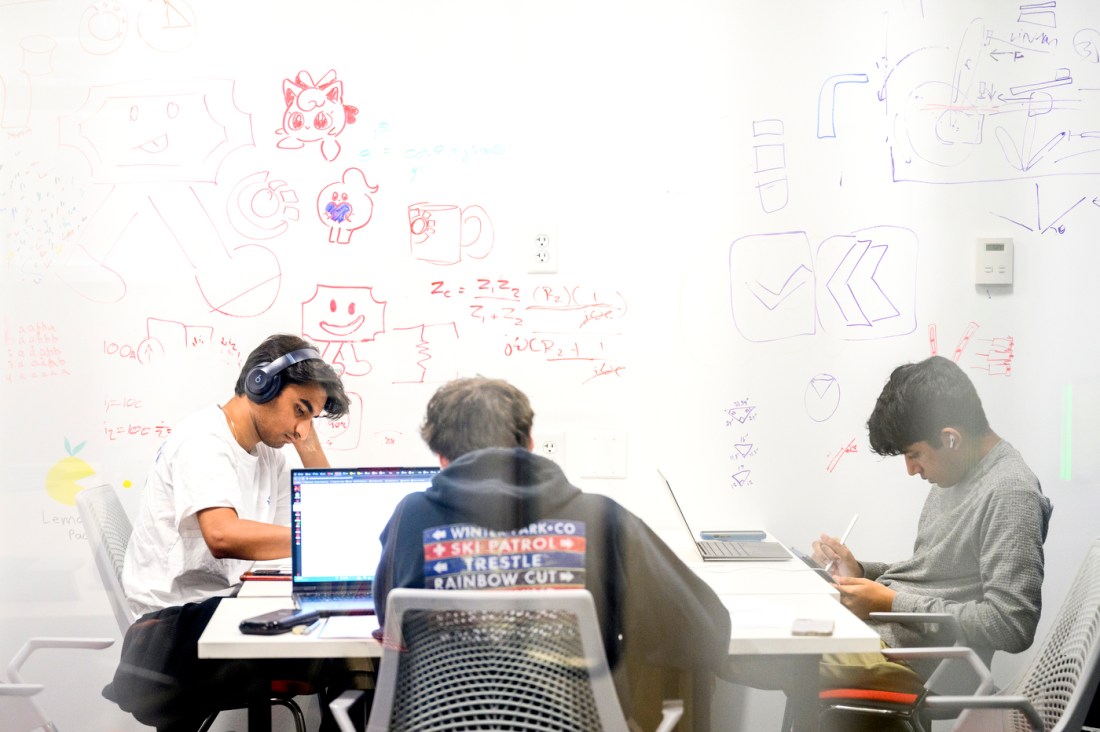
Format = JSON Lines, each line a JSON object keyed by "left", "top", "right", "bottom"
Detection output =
{"left": 657, "top": 469, "right": 791, "bottom": 561}
{"left": 290, "top": 466, "right": 439, "bottom": 615}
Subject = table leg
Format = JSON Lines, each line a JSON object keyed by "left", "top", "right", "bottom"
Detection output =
{"left": 785, "top": 654, "right": 822, "bottom": 732}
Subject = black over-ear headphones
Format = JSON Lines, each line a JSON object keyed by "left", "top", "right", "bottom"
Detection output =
{"left": 244, "top": 348, "right": 322, "bottom": 404}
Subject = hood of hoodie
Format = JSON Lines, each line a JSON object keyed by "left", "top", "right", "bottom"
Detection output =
{"left": 424, "top": 447, "right": 583, "bottom": 532}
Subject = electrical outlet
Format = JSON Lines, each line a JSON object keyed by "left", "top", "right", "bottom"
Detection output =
{"left": 533, "top": 431, "right": 566, "bottom": 466}
{"left": 528, "top": 226, "right": 558, "bottom": 274}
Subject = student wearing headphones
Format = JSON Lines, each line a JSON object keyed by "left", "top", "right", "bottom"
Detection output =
{"left": 107, "top": 333, "right": 350, "bottom": 732}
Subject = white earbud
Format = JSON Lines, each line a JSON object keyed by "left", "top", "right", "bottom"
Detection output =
{"left": 948, "top": 435, "right": 957, "bottom": 449}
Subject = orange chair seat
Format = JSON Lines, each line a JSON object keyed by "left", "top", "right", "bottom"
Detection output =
{"left": 819, "top": 688, "right": 921, "bottom": 705}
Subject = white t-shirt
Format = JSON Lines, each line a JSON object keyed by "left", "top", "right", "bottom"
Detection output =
{"left": 122, "top": 404, "right": 290, "bottom": 616}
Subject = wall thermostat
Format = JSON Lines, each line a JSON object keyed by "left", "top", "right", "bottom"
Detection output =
{"left": 975, "top": 238, "right": 1013, "bottom": 286}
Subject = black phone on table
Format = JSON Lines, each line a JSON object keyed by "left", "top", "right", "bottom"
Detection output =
{"left": 239, "top": 608, "right": 320, "bottom": 635}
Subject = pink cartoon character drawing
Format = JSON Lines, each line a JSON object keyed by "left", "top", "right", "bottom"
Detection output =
{"left": 276, "top": 69, "right": 358, "bottom": 162}
{"left": 317, "top": 167, "right": 379, "bottom": 244}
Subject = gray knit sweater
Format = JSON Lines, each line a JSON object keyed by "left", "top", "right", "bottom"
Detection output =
{"left": 862, "top": 440, "right": 1052, "bottom": 662}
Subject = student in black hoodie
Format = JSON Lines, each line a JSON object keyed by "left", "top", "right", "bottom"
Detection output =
{"left": 373, "top": 376, "right": 731, "bottom": 729}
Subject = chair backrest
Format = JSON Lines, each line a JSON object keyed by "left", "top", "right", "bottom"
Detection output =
{"left": 367, "top": 588, "right": 629, "bottom": 732}
{"left": 957, "top": 538, "right": 1100, "bottom": 732}
{"left": 75, "top": 483, "right": 137, "bottom": 633}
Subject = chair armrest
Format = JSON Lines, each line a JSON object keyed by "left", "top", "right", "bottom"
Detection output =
{"left": 655, "top": 699, "right": 684, "bottom": 732}
{"left": 869, "top": 612, "right": 955, "bottom": 624}
{"left": 330, "top": 689, "right": 364, "bottom": 732}
{"left": 869, "top": 612, "right": 961, "bottom": 638}
{"left": 7, "top": 637, "right": 115, "bottom": 683}
{"left": 922, "top": 694, "right": 1042, "bottom": 731}
{"left": 881, "top": 646, "right": 994, "bottom": 695}
{"left": 0, "top": 683, "right": 43, "bottom": 697}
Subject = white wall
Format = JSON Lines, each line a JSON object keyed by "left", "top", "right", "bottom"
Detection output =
{"left": 2, "top": 1, "right": 1099, "bottom": 729}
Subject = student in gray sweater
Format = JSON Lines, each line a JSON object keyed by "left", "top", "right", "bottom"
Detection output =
{"left": 814, "top": 355, "right": 1053, "bottom": 686}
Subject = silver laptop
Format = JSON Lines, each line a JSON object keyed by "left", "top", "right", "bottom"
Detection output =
{"left": 290, "top": 466, "right": 439, "bottom": 615}
{"left": 657, "top": 469, "right": 791, "bottom": 561}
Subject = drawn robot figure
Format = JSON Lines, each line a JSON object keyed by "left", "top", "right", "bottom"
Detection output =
{"left": 316, "top": 168, "right": 378, "bottom": 244}
{"left": 301, "top": 285, "right": 386, "bottom": 376}
{"left": 57, "top": 77, "right": 280, "bottom": 317}
{"left": 276, "top": 69, "right": 358, "bottom": 162}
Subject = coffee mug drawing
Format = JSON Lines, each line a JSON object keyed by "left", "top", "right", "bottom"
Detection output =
{"left": 408, "top": 202, "right": 494, "bottom": 265}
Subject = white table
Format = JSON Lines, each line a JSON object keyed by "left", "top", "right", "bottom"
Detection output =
{"left": 201, "top": 560, "right": 878, "bottom": 731}
{"left": 197, "top": 594, "right": 380, "bottom": 660}
{"left": 722, "top": 593, "right": 878, "bottom": 656}
{"left": 657, "top": 527, "right": 842, "bottom": 597}
{"left": 211, "top": 577, "right": 875, "bottom": 658}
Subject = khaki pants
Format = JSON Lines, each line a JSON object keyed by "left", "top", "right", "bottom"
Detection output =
{"left": 725, "top": 641, "right": 925, "bottom": 695}
{"left": 819, "top": 647, "right": 925, "bottom": 694}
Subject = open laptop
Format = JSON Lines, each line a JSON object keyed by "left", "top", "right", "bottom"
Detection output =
{"left": 291, "top": 466, "right": 439, "bottom": 615}
{"left": 657, "top": 469, "right": 791, "bottom": 561}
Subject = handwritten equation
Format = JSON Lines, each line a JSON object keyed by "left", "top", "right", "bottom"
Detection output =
{"left": 103, "top": 422, "right": 172, "bottom": 442}
{"left": 724, "top": 399, "right": 759, "bottom": 488}
{"left": 428, "top": 278, "right": 628, "bottom": 383}
{"left": 100, "top": 391, "right": 170, "bottom": 441}
{"left": 355, "top": 119, "right": 507, "bottom": 182}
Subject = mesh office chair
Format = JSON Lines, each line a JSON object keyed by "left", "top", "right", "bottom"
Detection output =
{"left": 813, "top": 612, "right": 986, "bottom": 732}
{"left": 331, "top": 588, "right": 683, "bottom": 732}
{"left": 75, "top": 483, "right": 136, "bottom": 632}
{"left": 75, "top": 482, "right": 311, "bottom": 732}
{"left": 820, "top": 536, "right": 1100, "bottom": 732}
{"left": 1, "top": 636, "right": 115, "bottom": 732}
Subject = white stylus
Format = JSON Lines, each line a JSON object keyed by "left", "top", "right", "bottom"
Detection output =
{"left": 824, "top": 514, "right": 859, "bottom": 572}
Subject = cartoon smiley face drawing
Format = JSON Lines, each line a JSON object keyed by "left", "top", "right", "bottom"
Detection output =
{"left": 316, "top": 167, "right": 379, "bottom": 244}
{"left": 301, "top": 285, "right": 386, "bottom": 376}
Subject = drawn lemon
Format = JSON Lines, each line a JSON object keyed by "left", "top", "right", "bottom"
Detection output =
{"left": 45, "top": 439, "right": 95, "bottom": 506}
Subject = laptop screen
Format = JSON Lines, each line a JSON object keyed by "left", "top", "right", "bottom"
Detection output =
{"left": 291, "top": 467, "right": 439, "bottom": 584}
{"left": 656, "top": 468, "right": 698, "bottom": 539}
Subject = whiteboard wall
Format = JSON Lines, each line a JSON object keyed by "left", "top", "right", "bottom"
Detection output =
{"left": 3, "top": 1, "right": 1100, "bottom": 729}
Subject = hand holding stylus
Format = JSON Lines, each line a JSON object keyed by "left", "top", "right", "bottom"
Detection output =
{"left": 822, "top": 514, "right": 859, "bottom": 574}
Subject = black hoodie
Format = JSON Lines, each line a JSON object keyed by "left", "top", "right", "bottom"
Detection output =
{"left": 373, "top": 446, "right": 731, "bottom": 677}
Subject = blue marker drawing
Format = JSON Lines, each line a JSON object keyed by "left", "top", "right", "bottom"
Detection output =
{"left": 817, "top": 73, "right": 869, "bottom": 138}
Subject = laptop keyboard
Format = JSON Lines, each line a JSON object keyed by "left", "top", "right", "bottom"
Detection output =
{"left": 306, "top": 591, "right": 371, "bottom": 602}
{"left": 700, "top": 540, "right": 754, "bottom": 557}
{"left": 698, "top": 540, "right": 790, "bottom": 559}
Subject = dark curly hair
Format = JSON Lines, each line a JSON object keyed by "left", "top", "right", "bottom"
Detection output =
{"left": 867, "top": 355, "right": 990, "bottom": 456}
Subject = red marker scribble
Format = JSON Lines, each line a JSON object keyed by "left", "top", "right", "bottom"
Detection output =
{"left": 827, "top": 438, "right": 858, "bottom": 473}
{"left": 952, "top": 321, "right": 980, "bottom": 363}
